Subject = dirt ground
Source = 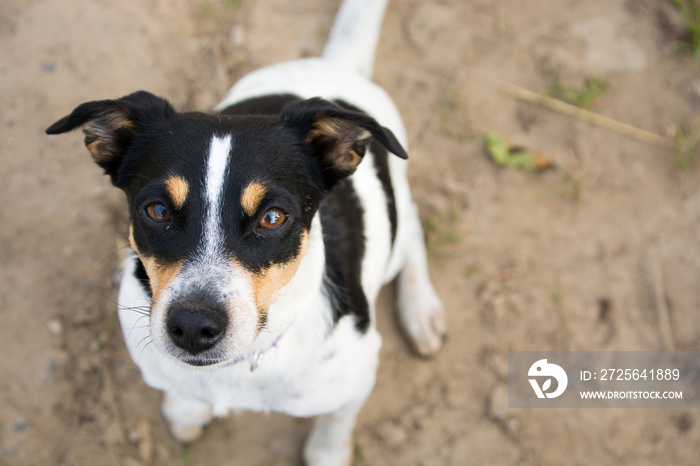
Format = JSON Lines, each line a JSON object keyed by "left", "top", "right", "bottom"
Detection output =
{"left": 2, "top": 0, "right": 700, "bottom": 464}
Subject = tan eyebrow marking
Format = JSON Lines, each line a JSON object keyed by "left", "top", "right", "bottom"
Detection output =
{"left": 241, "top": 182, "right": 268, "bottom": 217}
{"left": 164, "top": 175, "right": 189, "bottom": 210}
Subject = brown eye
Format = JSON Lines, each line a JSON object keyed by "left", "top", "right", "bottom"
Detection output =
{"left": 145, "top": 202, "right": 171, "bottom": 222}
{"left": 259, "top": 208, "right": 286, "bottom": 229}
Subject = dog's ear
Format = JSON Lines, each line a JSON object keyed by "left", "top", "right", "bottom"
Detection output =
{"left": 46, "top": 91, "right": 175, "bottom": 186}
{"left": 279, "top": 98, "right": 407, "bottom": 189}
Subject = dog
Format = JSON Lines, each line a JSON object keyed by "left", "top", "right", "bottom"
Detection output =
{"left": 46, "top": 0, "right": 445, "bottom": 463}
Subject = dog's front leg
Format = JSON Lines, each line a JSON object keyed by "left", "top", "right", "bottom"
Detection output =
{"left": 304, "top": 400, "right": 365, "bottom": 466}
{"left": 396, "top": 202, "right": 446, "bottom": 357}
{"left": 162, "top": 392, "right": 214, "bottom": 443}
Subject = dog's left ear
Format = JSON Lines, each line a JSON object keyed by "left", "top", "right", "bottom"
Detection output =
{"left": 279, "top": 98, "right": 407, "bottom": 189}
{"left": 46, "top": 91, "right": 175, "bottom": 186}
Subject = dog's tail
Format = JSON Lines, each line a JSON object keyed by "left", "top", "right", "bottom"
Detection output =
{"left": 321, "top": 0, "right": 390, "bottom": 80}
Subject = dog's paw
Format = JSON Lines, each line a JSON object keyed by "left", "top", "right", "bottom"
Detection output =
{"left": 169, "top": 423, "right": 207, "bottom": 444}
{"left": 397, "top": 291, "right": 446, "bottom": 358}
{"left": 303, "top": 444, "right": 353, "bottom": 466}
{"left": 161, "top": 393, "right": 213, "bottom": 444}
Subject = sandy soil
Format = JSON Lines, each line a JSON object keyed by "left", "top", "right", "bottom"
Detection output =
{"left": 2, "top": 0, "right": 700, "bottom": 464}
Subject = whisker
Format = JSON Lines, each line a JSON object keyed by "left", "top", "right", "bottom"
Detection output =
{"left": 128, "top": 324, "right": 150, "bottom": 329}
{"left": 102, "top": 294, "right": 151, "bottom": 314}
{"left": 118, "top": 304, "right": 151, "bottom": 311}
{"left": 136, "top": 333, "right": 152, "bottom": 352}
{"left": 138, "top": 339, "right": 154, "bottom": 362}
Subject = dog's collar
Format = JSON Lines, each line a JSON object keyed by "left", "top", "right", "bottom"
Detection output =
{"left": 226, "top": 328, "right": 288, "bottom": 372}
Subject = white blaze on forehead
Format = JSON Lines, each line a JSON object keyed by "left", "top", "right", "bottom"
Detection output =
{"left": 203, "top": 135, "right": 233, "bottom": 255}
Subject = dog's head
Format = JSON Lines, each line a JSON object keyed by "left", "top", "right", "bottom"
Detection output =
{"left": 47, "top": 91, "right": 407, "bottom": 366}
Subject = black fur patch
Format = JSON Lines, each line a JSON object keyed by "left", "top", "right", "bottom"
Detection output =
{"left": 369, "top": 140, "right": 397, "bottom": 245}
{"left": 134, "top": 257, "right": 152, "bottom": 298}
{"left": 319, "top": 179, "right": 370, "bottom": 332}
{"left": 219, "top": 94, "right": 301, "bottom": 116}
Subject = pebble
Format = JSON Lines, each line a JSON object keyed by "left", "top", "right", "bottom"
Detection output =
{"left": 42, "top": 60, "right": 55, "bottom": 72}
{"left": 487, "top": 384, "right": 509, "bottom": 421}
{"left": 12, "top": 417, "right": 27, "bottom": 433}
{"left": 376, "top": 421, "right": 408, "bottom": 447}
{"left": 230, "top": 24, "right": 245, "bottom": 47}
{"left": 127, "top": 428, "right": 141, "bottom": 444}
{"left": 485, "top": 353, "right": 509, "bottom": 381}
{"left": 46, "top": 318, "right": 62, "bottom": 335}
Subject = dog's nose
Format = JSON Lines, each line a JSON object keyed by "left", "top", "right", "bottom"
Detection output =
{"left": 166, "top": 303, "right": 228, "bottom": 355}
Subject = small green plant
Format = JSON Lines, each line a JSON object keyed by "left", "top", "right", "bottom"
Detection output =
{"left": 201, "top": 1, "right": 243, "bottom": 23}
{"left": 423, "top": 212, "right": 463, "bottom": 251}
{"left": 180, "top": 445, "right": 193, "bottom": 464}
{"left": 97, "top": 313, "right": 118, "bottom": 347}
{"left": 545, "top": 75, "right": 610, "bottom": 109}
{"left": 352, "top": 441, "right": 364, "bottom": 466}
{"left": 562, "top": 173, "right": 584, "bottom": 202}
{"left": 438, "top": 86, "right": 458, "bottom": 137}
{"left": 673, "top": 117, "right": 700, "bottom": 170}
{"left": 200, "top": 4, "right": 215, "bottom": 19}
{"left": 672, "top": 0, "right": 700, "bottom": 58}
{"left": 550, "top": 292, "right": 564, "bottom": 305}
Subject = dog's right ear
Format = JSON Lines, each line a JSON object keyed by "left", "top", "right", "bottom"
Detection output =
{"left": 46, "top": 91, "right": 175, "bottom": 186}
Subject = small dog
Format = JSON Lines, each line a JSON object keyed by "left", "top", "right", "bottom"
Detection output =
{"left": 46, "top": 0, "right": 445, "bottom": 463}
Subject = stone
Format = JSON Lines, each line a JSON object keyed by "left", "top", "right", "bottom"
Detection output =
{"left": 376, "top": 421, "right": 408, "bottom": 447}
{"left": 488, "top": 384, "right": 509, "bottom": 421}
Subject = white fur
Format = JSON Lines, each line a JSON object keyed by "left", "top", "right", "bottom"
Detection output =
{"left": 118, "top": 1, "right": 444, "bottom": 464}
{"left": 321, "top": 0, "right": 390, "bottom": 79}
{"left": 203, "top": 134, "right": 232, "bottom": 256}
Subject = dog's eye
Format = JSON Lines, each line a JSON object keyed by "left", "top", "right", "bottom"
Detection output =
{"left": 145, "top": 202, "right": 171, "bottom": 222}
{"left": 259, "top": 208, "right": 286, "bottom": 229}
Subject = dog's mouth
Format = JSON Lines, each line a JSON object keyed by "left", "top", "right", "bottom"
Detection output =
{"left": 160, "top": 333, "right": 233, "bottom": 367}
{"left": 177, "top": 354, "right": 226, "bottom": 367}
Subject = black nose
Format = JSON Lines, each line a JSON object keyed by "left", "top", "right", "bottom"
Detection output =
{"left": 166, "top": 303, "right": 228, "bottom": 355}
